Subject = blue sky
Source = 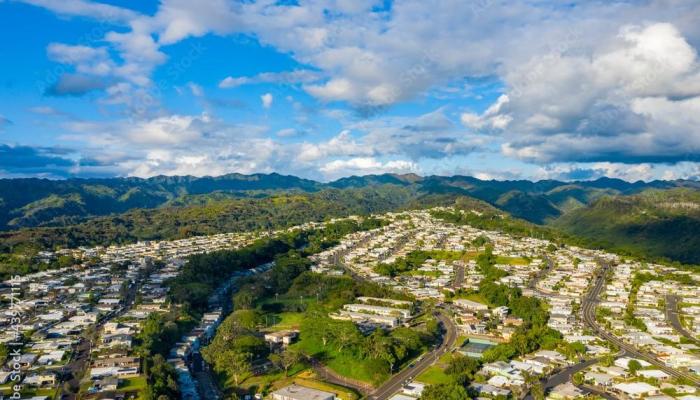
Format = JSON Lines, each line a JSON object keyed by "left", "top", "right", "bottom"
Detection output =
{"left": 1, "top": 0, "right": 700, "bottom": 182}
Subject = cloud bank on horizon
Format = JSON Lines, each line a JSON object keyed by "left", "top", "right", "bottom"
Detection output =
{"left": 1, "top": 0, "right": 700, "bottom": 182}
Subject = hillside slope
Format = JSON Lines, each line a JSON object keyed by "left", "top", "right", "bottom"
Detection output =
{"left": 1, "top": 172, "right": 699, "bottom": 230}
{"left": 553, "top": 189, "right": 700, "bottom": 264}
{"left": 0, "top": 173, "right": 321, "bottom": 229}
{"left": 0, "top": 186, "right": 498, "bottom": 251}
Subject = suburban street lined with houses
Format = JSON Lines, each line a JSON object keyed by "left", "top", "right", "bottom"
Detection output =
{"left": 665, "top": 295, "right": 700, "bottom": 346}
{"left": 1, "top": 208, "right": 699, "bottom": 400}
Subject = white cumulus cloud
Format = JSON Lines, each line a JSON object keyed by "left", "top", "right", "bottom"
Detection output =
{"left": 261, "top": 93, "right": 273, "bottom": 109}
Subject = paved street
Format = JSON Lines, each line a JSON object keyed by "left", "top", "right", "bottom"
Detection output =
{"left": 582, "top": 263, "right": 700, "bottom": 386}
{"left": 194, "top": 364, "right": 223, "bottom": 400}
{"left": 453, "top": 263, "right": 465, "bottom": 289}
{"left": 665, "top": 295, "right": 699, "bottom": 344}
{"left": 528, "top": 256, "right": 554, "bottom": 293}
{"left": 369, "top": 311, "right": 457, "bottom": 400}
{"left": 57, "top": 280, "right": 140, "bottom": 400}
{"left": 524, "top": 356, "right": 600, "bottom": 400}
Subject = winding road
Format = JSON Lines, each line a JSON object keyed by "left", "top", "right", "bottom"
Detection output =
{"left": 338, "top": 255, "right": 459, "bottom": 400}
{"left": 581, "top": 263, "right": 700, "bottom": 386}
{"left": 369, "top": 311, "right": 458, "bottom": 400}
{"left": 453, "top": 264, "right": 465, "bottom": 290}
{"left": 527, "top": 257, "right": 555, "bottom": 295}
{"left": 665, "top": 295, "right": 699, "bottom": 345}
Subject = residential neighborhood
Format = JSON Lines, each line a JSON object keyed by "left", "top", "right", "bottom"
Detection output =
{"left": 1, "top": 208, "right": 699, "bottom": 399}
{"left": 0, "top": 220, "right": 328, "bottom": 399}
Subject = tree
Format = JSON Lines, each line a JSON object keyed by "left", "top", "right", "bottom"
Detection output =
{"left": 445, "top": 355, "right": 480, "bottom": 381}
{"left": 56, "top": 255, "right": 75, "bottom": 268}
{"left": 334, "top": 321, "right": 362, "bottom": 352}
{"left": 233, "top": 289, "right": 256, "bottom": 310}
{"left": 218, "top": 350, "right": 251, "bottom": 386}
{"left": 572, "top": 372, "right": 584, "bottom": 386}
{"left": 530, "top": 382, "right": 545, "bottom": 400}
{"left": 560, "top": 341, "right": 586, "bottom": 360}
{"left": 271, "top": 251, "right": 310, "bottom": 292}
{"left": 421, "top": 383, "right": 469, "bottom": 400}
{"left": 232, "top": 335, "right": 267, "bottom": 355}
{"left": 146, "top": 354, "right": 180, "bottom": 400}
{"left": 628, "top": 359, "right": 642, "bottom": 375}
{"left": 367, "top": 329, "right": 392, "bottom": 359}
{"left": 300, "top": 314, "right": 335, "bottom": 347}
{"left": 601, "top": 353, "right": 615, "bottom": 367}
{"left": 279, "top": 348, "right": 302, "bottom": 376}
{"left": 424, "top": 317, "right": 441, "bottom": 338}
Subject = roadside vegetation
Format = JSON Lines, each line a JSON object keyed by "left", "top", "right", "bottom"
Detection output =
{"left": 133, "top": 217, "right": 385, "bottom": 399}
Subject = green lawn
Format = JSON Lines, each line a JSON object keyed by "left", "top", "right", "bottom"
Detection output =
{"left": 293, "top": 337, "right": 388, "bottom": 385}
{"left": 120, "top": 376, "right": 147, "bottom": 392}
{"left": 454, "top": 292, "right": 489, "bottom": 305}
{"left": 325, "top": 353, "right": 387, "bottom": 385}
{"left": 416, "top": 351, "right": 456, "bottom": 385}
{"left": 0, "top": 386, "right": 58, "bottom": 398}
{"left": 495, "top": 256, "right": 529, "bottom": 265}
{"left": 267, "top": 312, "right": 305, "bottom": 331}
{"left": 454, "top": 336, "right": 469, "bottom": 349}
{"left": 259, "top": 296, "right": 319, "bottom": 308}
{"left": 416, "top": 365, "right": 452, "bottom": 385}
{"left": 240, "top": 369, "right": 289, "bottom": 394}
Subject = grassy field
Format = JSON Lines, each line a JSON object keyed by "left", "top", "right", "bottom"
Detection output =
{"left": 495, "top": 256, "right": 529, "bottom": 265}
{"left": 259, "top": 295, "right": 319, "bottom": 308}
{"left": 0, "top": 386, "right": 58, "bottom": 399}
{"left": 120, "top": 376, "right": 147, "bottom": 392}
{"left": 454, "top": 335, "right": 469, "bottom": 348}
{"left": 240, "top": 369, "right": 289, "bottom": 394}
{"left": 416, "top": 365, "right": 452, "bottom": 385}
{"left": 293, "top": 336, "right": 388, "bottom": 385}
{"left": 416, "top": 351, "right": 455, "bottom": 385}
{"left": 266, "top": 312, "right": 305, "bottom": 331}
{"left": 453, "top": 292, "right": 489, "bottom": 305}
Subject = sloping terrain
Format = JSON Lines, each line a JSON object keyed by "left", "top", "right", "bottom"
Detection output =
{"left": 0, "top": 173, "right": 321, "bottom": 229}
{"left": 2, "top": 173, "right": 700, "bottom": 265}
{"left": 553, "top": 189, "right": 700, "bottom": 263}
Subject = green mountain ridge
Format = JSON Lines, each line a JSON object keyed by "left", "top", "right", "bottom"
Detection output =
{"left": 3, "top": 172, "right": 699, "bottom": 229}
{"left": 1, "top": 173, "right": 700, "bottom": 266}
{"left": 0, "top": 186, "right": 495, "bottom": 251}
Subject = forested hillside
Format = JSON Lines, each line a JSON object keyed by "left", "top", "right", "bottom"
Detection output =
{"left": 3, "top": 173, "right": 699, "bottom": 229}
{"left": 553, "top": 189, "right": 700, "bottom": 264}
{"left": 1, "top": 173, "right": 700, "bottom": 269}
{"left": 0, "top": 173, "right": 321, "bottom": 229}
